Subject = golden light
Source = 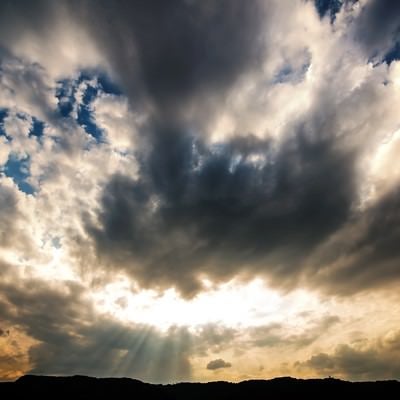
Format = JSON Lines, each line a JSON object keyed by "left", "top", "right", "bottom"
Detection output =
{"left": 90, "top": 276, "right": 322, "bottom": 331}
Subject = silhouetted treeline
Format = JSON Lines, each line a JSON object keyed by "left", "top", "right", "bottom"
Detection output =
{"left": 0, "top": 375, "right": 399, "bottom": 399}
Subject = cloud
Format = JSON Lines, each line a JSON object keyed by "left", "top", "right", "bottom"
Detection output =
{"left": 310, "top": 186, "right": 400, "bottom": 294}
{"left": 0, "top": 263, "right": 246, "bottom": 382}
{"left": 0, "top": 265, "right": 193, "bottom": 383}
{"left": 0, "top": 180, "right": 34, "bottom": 254}
{"left": 0, "top": 1, "right": 400, "bottom": 298}
{"left": 0, "top": 1, "right": 102, "bottom": 78}
{"left": 73, "top": 0, "right": 267, "bottom": 119}
{"left": 0, "top": 329, "right": 9, "bottom": 337}
{"left": 296, "top": 330, "right": 400, "bottom": 380}
{"left": 2, "top": 0, "right": 399, "bottom": 302}
{"left": 206, "top": 358, "right": 232, "bottom": 371}
{"left": 194, "top": 325, "right": 238, "bottom": 357}
{"left": 0, "top": 51, "right": 57, "bottom": 124}
{"left": 79, "top": 0, "right": 400, "bottom": 298}
{"left": 353, "top": 0, "right": 400, "bottom": 61}
{"left": 0, "top": 184, "right": 18, "bottom": 248}
{"left": 87, "top": 127, "right": 356, "bottom": 297}
{"left": 249, "top": 316, "right": 340, "bottom": 349}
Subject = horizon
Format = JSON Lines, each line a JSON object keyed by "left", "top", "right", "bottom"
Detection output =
{"left": 4, "top": 373, "right": 399, "bottom": 384}
{"left": 1, "top": 0, "right": 400, "bottom": 383}
{"left": 3, "top": 374, "right": 400, "bottom": 399}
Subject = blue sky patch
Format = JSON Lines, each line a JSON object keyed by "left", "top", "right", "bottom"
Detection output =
{"left": 0, "top": 110, "right": 44, "bottom": 142}
{"left": 51, "top": 236, "right": 62, "bottom": 249}
{"left": 273, "top": 61, "right": 310, "bottom": 85}
{"left": 0, "top": 108, "right": 7, "bottom": 122}
{"left": 0, "top": 108, "right": 8, "bottom": 138}
{"left": 77, "top": 79, "right": 103, "bottom": 141}
{"left": 273, "top": 64, "right": 293, "bottom": 84}
{"left": 3, "top": 154, "right": 35, "bottom": 195}
{"left": 314, "top": 0, "right": 343, "bottom": 22}
{"left": 56, "top": 72, "right": 115, "bottom": 142}
{"left": 56, "top": 78, "right": 75, "bottom": 117}
{"left": 77, "top": 103, "right": 103, "bottom": 141}
{"left": 29, "top": 117, "right": 45, "bottom": 140}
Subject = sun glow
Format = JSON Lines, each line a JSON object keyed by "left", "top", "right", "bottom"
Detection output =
{"left": 91, "top": 277, "right": 321, "bottom": 330}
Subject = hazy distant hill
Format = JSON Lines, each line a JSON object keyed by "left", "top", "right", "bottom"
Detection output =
{"left": 0, "top": 375, "right": 399, "bottom": 399}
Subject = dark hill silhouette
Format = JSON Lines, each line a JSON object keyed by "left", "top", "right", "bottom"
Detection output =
{"left": 0, "top": 375, "right": 399, "bottom": 399}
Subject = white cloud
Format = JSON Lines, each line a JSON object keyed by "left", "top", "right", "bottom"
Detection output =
{"left": 92, "top": 92, "right": 147, "bottom": 150}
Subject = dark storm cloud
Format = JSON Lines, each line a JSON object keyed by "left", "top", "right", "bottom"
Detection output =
{"left": 75, "top": 0, "right": 266, "bottom": 117}
{"left": 296, "top": 332, "right": 400, "bottom": 380}
{"left": 82, "top": 1, "right": 400, "bottom": 298}
{"left": 88, "top": 109, "right": 400, "bottom": 299}
{"left": 354, "top": 0, "right": 400, "bottom": 60}
{"left": 314, "top": 186, "right": 400, "bottom": 294}
{"left": 206, "top": 358, "right": 232, "bottom": 370}
{"left": 0, "top": 0, "right": 56, "bottom": 45}
{"left": 88, "top": 128, "right": 356, "bottom": 296}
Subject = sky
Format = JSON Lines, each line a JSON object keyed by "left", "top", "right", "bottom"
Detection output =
{"left": 1, "top": 0, "right": 400, "bottom": 383}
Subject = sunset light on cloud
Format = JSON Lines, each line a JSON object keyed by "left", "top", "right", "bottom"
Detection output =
{"left": 1, "top": 0, "right": 400, "bottom": 383}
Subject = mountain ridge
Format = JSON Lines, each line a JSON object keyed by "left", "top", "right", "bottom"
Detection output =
{"left": 1, "top": 374, "right": 398, "bottom": 399}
